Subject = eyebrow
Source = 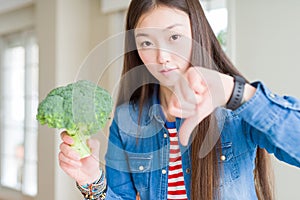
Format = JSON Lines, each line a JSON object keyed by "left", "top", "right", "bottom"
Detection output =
{"left": 164, "top": 23, "right": 184, "bottom": 31}
{"left": 135, "top": 23, "right": 184, "bottom": 38}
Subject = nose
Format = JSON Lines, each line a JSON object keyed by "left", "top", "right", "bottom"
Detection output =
{"left": 157, "top": 47, "right": 171, "bottom": 65}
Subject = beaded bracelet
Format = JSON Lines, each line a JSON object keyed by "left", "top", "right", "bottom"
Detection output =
{"left": 76, "top": 169, "right": 107, "bottom": 200}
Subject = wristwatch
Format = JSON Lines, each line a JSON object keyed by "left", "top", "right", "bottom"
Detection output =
{"left": 226, "top": 75, "right": 246, "bottom": 110}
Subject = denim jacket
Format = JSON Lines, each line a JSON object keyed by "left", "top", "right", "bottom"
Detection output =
{"left": 105, "top": 82, "right": 300, "bottom": 200}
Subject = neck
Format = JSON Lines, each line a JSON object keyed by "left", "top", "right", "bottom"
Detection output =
{"left": 159, "top": 86, "right": 176, "bottom": 122}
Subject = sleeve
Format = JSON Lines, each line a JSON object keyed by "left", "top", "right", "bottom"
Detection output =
{"left": 104, "top": 119, "right": 137, "bottom": 200}
{"left": 234, "top": 82, "right": 300, "bottom": 167}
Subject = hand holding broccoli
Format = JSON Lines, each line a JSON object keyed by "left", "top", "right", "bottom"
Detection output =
{"left": 36, "top": 80, "right": 113, "bottom": 158}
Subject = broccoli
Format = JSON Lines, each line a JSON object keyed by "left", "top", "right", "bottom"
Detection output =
{"left": 36, "top": 80, "right": 113, "bottom": 158}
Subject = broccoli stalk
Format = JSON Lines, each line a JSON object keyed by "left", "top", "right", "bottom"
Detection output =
{"left": 36, "top": 80, "right": 113, "bottom": 158}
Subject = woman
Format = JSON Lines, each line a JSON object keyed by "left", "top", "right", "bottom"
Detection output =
{"left": 58, "top": 0, "right": 300, "bottom": 199}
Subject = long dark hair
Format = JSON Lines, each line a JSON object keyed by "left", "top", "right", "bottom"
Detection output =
{"left": 118, "top": 0, "right": 274, "bottom": 199}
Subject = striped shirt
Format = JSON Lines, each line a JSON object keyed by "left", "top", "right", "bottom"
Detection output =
{"left": 165, "top": 122, "right": 188, "bottom": 200}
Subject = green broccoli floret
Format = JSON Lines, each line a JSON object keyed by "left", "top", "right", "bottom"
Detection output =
{"left": 36, "top": 80, "right": 113, "bottom": 158}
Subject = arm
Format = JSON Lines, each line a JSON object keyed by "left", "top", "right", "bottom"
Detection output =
{"left": 58, "top": 132, "right": 106, "bottom": 199}
{"left": 59, "top": 121, "right": 139, "bottom": 200}
{"left": 169, "top": 66, "right": 300, "bottom": 162}
{"left": 235, "top": 82, "right": 300, "bottom": 166}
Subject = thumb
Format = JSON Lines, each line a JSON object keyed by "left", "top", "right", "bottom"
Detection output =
{"left": 178, "top": 113, "right": 202, "bottom": 146}
{"left": 178, "top": 88, "right": 214, "bottom": 146}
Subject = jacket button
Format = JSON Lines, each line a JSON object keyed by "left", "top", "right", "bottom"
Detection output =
{"left": 163, "top": 133, "right": 168, "bottom": 138}
{"left": 186, "top": 168, "right": 191, "bottom": 174}
{"left": 162, "top": 169, "right": 167, "bottom": 174}
{"left": 269, "top": 93, "right": 276, "bottom": 98}
{"left": 283, "top": 101, "right": 290, "bottom": 107}
{"left": 139, "top": 166, "right": 144, "bottom": 171}
{"left": 220, "top": 155, "right": 226, "bottom": 161}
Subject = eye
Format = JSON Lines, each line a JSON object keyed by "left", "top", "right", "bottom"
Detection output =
{"left": 170, "top": 34, "right": 181, "bottom": 41}
{"left": 140, "top": 41, "right": 153, "bottom": 48}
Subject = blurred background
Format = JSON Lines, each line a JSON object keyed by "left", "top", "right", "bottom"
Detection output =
{"left": 0, "top": 0, "right": 299, "bottom": 199}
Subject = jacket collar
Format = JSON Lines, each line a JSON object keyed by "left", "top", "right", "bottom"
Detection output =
{"left": 147, "top": 85, "right": 166, "bottom": 124}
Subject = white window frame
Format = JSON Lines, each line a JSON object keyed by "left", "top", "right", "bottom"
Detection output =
{"left": 200, "top": 0, "right": 229, "bottom": 53}
{"left": 0, "top": 30, "right": 38, "bottom": 199}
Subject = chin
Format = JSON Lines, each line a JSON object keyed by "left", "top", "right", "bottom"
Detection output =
{"left": 159, "top": 80, "right": 177, "bottom": 87}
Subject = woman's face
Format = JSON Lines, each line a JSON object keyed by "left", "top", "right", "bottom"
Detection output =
{"left": 135, "top": 6, "right": 193, "bottom": 86}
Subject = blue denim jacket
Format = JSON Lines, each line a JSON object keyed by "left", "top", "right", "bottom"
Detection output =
{"left": 105, "top": 82, "right": 300, "bottom": 200}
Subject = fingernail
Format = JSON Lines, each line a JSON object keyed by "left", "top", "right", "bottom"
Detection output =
{"left": 67, "top": 137, "right": 74, "bottom": 145}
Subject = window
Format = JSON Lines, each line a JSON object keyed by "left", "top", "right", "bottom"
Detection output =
{"left": 0, "top": 30, "right": 39, "bottom": 196}
{"left": 201, "top": 0, "right": 228, "bottom": 51}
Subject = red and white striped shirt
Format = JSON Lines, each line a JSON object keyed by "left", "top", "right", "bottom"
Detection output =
{"left": 166, "top": 122, "right": 188, "bottom": 200}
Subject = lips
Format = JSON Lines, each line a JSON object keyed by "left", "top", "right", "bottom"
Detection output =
{"left": 160, "top": 68, "right": 176, "bottom": 73}
{"left": 160, "top": 65, "right": 178, "bottom": 74}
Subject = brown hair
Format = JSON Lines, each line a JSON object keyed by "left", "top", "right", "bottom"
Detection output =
{"left": 118, "top": 0, "right": 275, "bottom": 199}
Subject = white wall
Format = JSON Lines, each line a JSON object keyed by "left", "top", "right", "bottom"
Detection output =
{"left": 36, "top": 0, "right": 112, "bottom": 199}
{"left": 0, "top": 0, "right": 112, "bottom": 199}
{"left": 55, "top": 0, "right": 92, "bottom": 199}
{"left": 229, "top": 0, "right": 300, "bottom": 199}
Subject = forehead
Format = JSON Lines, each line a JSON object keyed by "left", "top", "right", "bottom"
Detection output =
{"left": 136, "top": 5, "right": 190, "bottom": 29}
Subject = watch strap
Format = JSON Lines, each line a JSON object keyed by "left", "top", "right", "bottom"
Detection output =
{"left": 226, "top": 75, "right": 246, "bottom": 110}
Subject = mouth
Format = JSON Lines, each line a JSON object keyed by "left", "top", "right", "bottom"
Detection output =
{"left": 160, "top": 68, "right": 175, "bottom": 72}
{"left": 160, "top": 66, "right": 178, "bottom": 74}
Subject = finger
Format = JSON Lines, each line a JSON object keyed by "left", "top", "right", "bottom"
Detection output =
{"left": 187, "top": 67, "right": 204, "bottom": 88}
{"left": 179, "top": 82, "right": 203, "bottom": 105}
{"left": 59, "top": 143, "right": 81, "bottom": 160}
{"left": 172, "top": 77, "right": 197, "bottom": 105}
{"left": 168, "top": 105, "right": 196, "bottom": 119}
{"left": 178, "top": 91, "right": 214, "bottom": 146}
{"left": 60, "top": 131, "right": 74, "bottom": 145}
{"left": 172, "top": 71, "right": 204, "bottom": 106}
{"left": 59, "top": 161, "right": 76, "bottom": 173}
{"left": 187, "top": 68, "right": 208, "bottom": 100}
{"left": 59, "top": 152, "right": 82, "bottom": 168}
{"left": 189, "top": 79, "right": 207, "bottom": 96}
{"left": 87, "top": 139, "right": 100, "bottom": 158}
{"left": 59, "top": 160, "right": 82, "bottom": 181}
{"left": 170, "top": 86, "right": 197, "bottom": 111}
{"left": 170, "top": 95, "right": 197, "bottom": 112}
{"left": 168, "top": 94, "right": 197, "bottom": 118}
{"left": 60, "top": 131, "right": 68, "bottom": 139}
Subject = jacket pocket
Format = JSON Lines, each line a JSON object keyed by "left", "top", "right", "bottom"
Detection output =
{"left": 127, "top": 153, "right": 152, "bottom": 191}
{"left": 217, "top": 142, "right": 240, "bottom": 185}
